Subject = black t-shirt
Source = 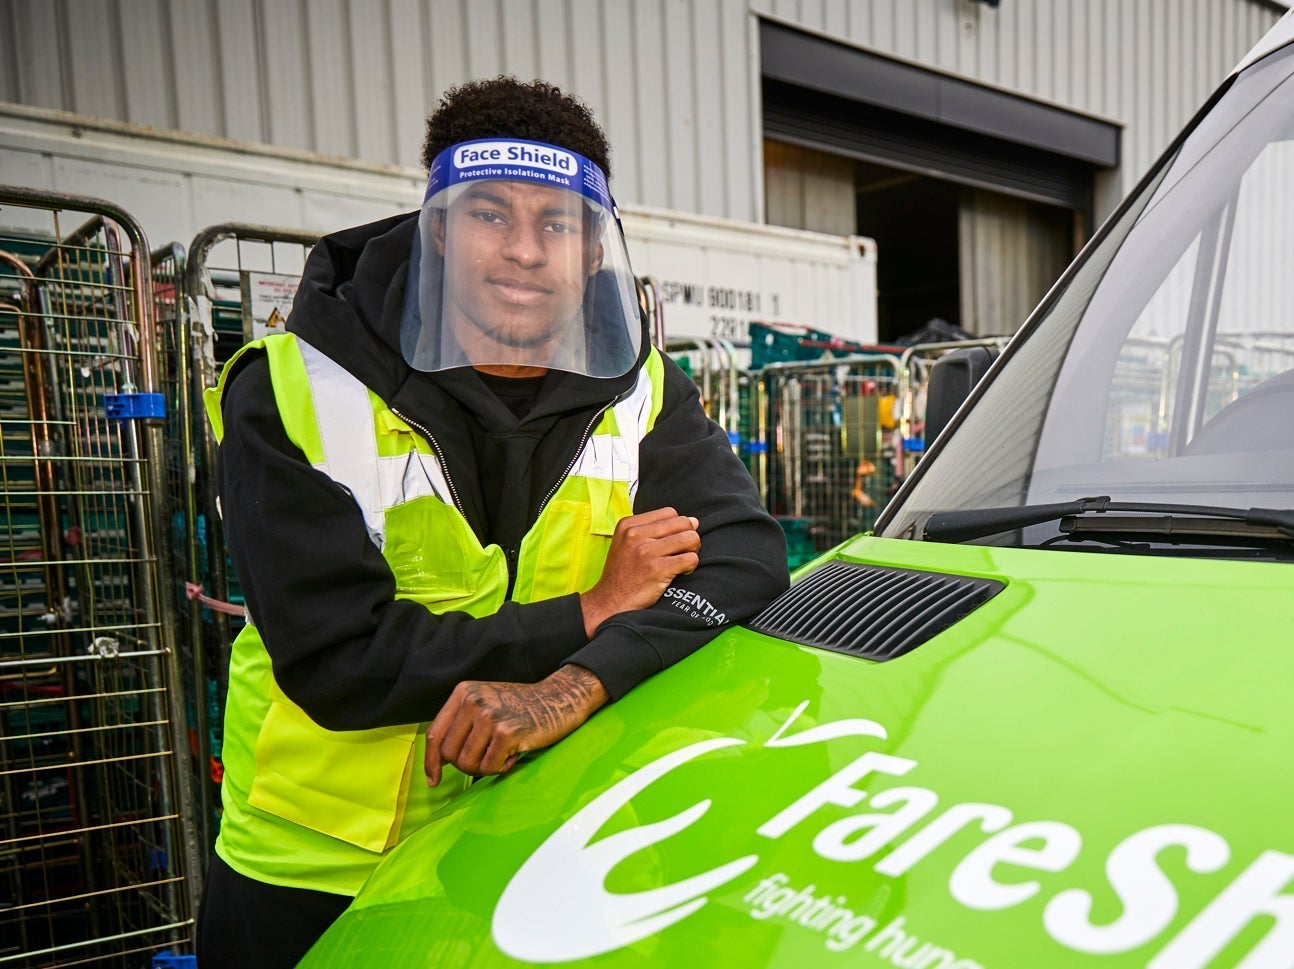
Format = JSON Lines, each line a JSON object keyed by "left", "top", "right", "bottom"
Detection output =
{"left": 476, "top": 371, "right": 544, "bottom": 420}
{"left": 470, "top": 371, "right": 549, "bottom": 559}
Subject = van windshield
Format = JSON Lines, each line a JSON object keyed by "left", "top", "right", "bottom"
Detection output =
{"left": 880, "top": 43, "right": 1294, "bottom": 552}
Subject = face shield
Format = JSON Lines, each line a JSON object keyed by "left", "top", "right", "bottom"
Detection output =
{"left": 401, "top": 138, "right": 642, "bottom": 378}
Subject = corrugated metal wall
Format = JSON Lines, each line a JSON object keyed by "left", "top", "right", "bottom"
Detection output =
{"left": 0, "top": 0, "right": 1284, "bottom": 222}
{"left": 753, "top": 0, "right": 1282, "bottom": 212}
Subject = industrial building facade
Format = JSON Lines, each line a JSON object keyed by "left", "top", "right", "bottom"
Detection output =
{"left": 0, "top": 0, "right": 1286, "bottom": 338}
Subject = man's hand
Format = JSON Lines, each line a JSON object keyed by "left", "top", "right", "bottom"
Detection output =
{"left": 425, "top": 664, "right": 609, "bottom": 787}
{"left": 579, "top": 507, "right": 700, "bottom": 637}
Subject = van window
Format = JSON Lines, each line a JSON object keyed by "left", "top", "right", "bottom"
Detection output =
{"left": 882, "top": 44, "right": 1294, "bottom": 548}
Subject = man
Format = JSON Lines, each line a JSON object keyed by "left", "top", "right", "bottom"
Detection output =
{"left": 196, "top": 77, "right": 788, "bottom": 968}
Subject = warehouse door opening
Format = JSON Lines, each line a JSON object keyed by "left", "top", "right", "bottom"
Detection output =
{"left": 760, "top": 20, "right": 1116, "bottom": 343}
{"left": 765, "top": 142, "right": 1080, "bottom": 343}
{"left": 853, "top": 161, "right": 960, "bottom": 344}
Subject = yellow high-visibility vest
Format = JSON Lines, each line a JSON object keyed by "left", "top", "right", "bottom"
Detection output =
{"left": 204, "top": 332, "right": 664, "bottom": 894}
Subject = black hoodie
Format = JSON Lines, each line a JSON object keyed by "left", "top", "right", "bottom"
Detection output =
{"left": 215, "top": 212, "right": 789, "bottom": 731}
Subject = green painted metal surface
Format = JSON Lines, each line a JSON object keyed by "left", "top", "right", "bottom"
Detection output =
{"left": 302, "top": 537, "right": 1294, "bottom": 969}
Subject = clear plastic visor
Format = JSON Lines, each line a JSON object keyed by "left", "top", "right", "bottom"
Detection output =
{"left": 402, "top": 175, "right": 641, "bottom": 377}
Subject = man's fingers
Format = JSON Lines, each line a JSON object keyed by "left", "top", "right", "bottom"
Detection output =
{"left": 427, "top": 684, "right": 530, "bottom": 780}
{"left": 477, "top": 732, "right": 521, "bottom": 777}
{"left": 451, "top": 719, "right": 495, "bottom": 777}
{"left": 621, "top": 506, "right": 679, "bottom": 526}
{"left": 424, "top": 689, "right": 463, "bottom": 787}
{"left": 424, "top": 688, "right": 471, "bottom": 786}
{"left": 616, "top": 509, "right": 696, "bottom": 541}
{"left": 632, "top": 517, "right": 697, "bottom": 540}
{"left": 424, "top": 740, "right": 443, "bottom": 788}
{"left": 672, "top": 551, "right": 701, "bottom": 576}
{"left": 436, "top": 698, "right": 478, "bottom": 766}
{"left": 648, "top": 529, "right": 702, "bottom": 558}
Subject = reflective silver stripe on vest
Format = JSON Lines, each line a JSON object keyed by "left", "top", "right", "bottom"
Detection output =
{"left": 571, "top": 365, "right": 654, "bottom": 505}
{"left": 300, "top": 339, "right": 653, "bottom": 546}
{"left": 297, "top": 339, "right": 452, "bottom": 550}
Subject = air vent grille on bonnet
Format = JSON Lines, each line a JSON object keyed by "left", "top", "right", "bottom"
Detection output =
{"left": 747, "top": 561, "right": 1004, "bottom": 661}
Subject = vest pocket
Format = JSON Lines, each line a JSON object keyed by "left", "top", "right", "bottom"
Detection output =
{"left": 586, "top": 475, "right": 631, "bottom": 537}
{"left": 515, "top": 474, "right": 635, "bottom": 601}
{"left": 382, "top": 496, "right": 506, "bottom": 618}
{"left": 248, "top": 696, "right": 418, "bottom": 854}
{"left": 542, "top": 499, "right": 599, "bottom": 597}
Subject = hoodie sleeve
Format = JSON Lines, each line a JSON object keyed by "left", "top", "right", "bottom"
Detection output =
{"left": 561, "top": 356, "right": 790, "bottom": 699}
{"left": 216, "top": 354, "right": 588, "bottom": 730}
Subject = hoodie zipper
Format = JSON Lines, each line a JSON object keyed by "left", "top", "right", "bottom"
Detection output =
{"left": 395, "top": 406, "right": 521, "bottom": 591}
{"left": 535, "top": 405, "right": 610, "bottom": 519}
{"left": 389, "top": 407, "right": 465, "bottom": 516}
{"left": 394, "top": 395, "right": 618, "bottom": 596}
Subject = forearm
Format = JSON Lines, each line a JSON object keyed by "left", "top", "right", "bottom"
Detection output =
{"left": 272, "top": 595, "right": 587, "bottom": 729}
{"left": 424, "top": 664, "right": 609, "bottom": 785}
{"left": 565, "top": 358, "right": 790, "bottom": 698}
{"left": 570, "top": 526, "right": 790, "bottom": 699}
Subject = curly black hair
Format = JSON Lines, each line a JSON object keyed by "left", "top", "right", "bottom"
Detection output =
{"left": 420, "top": 77, "right": 611, "bottom": 179}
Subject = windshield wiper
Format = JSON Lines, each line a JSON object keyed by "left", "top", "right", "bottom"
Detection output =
{"left": 920, "top": 496, "right": 1294, "bottom": 544}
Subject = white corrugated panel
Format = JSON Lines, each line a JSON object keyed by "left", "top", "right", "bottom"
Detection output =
{"left": 0, "top": 0, "right": 1282, "bottom": 221}
{"left": 622, "top": 203, "right": 878, "bottom": 344}
{"left": 167, "top": 0, "right": 221, "bottom": 134}
{"left": 0, "top": 0, "right": 762, "bottom": 219}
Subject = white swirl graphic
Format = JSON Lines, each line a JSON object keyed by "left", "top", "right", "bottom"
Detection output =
{"left": 492, "top": 737, "right": 759, "bottom": 962}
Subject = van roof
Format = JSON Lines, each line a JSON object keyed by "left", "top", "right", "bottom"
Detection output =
{"left": 1236, "top": 8, "right": 1294, "bottom": 74}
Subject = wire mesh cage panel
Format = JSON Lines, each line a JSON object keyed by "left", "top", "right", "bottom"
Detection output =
{"left": 187, "top": 225, "right": 318, "bottom": 380}
{"left": 754, "top": 356, "right": 903, "bottom": 568}
{"left": 149, "top": 242, "right": 222, "bottom": 884}
{"left": 0, "top": 188, "right": 199, "bottom": 967}
{"left": 1200, "top": 331, "right": 1294, "bottom": 426}
{"left": 180, "top": 225, "right": 318, "bottom": 844}
{"left": 664, "top": 336, "right": 744, "bottom": 450}
{"left": 1107, "top": 331, "right": 1294, "bottom": 460}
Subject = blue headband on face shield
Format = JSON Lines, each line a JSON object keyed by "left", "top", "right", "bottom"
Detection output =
{"left": 426, "top": 138, "right": 615, "bottom": 212}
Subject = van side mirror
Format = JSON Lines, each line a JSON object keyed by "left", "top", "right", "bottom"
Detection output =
{"left": 924, "top": 346, "right": 1000, "bottom": 447}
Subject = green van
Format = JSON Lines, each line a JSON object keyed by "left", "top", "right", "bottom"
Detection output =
{"left": 302, "top": 14, "right": 1294, "bottom": 968}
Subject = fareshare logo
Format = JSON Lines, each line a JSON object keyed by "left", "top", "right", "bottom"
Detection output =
{"left": 492, "top": 738, "right": 756, "bottom": 961}
{"left": 492, "top": 704, "right": 889, "bottom": 962}
{"left": 494, "top": 701, "right": 1294, "bottom": 966}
